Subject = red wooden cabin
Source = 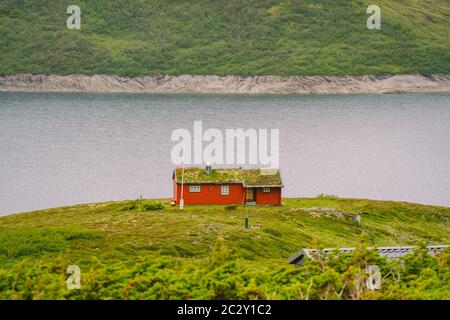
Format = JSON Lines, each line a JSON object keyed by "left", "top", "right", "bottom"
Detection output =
{"left": 172, "top": 166, "right": 283, "bottom": 206}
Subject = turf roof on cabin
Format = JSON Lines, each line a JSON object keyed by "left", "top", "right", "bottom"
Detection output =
{"left": 174, "top": 168, "right": 283, "bottom": 186}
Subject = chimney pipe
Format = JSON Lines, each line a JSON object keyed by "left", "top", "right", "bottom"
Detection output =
{"left": 205, "top": 163, "right": 212, "bottom": 175}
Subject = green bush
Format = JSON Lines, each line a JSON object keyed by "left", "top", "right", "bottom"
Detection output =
{"left": 316, "top": 194, "right": 338, "bottom": 199}
{"left": 0, "top": 228, "right": 102, "bottom": 260}
{"left": 122, "top": 197, "right": 165, "bottom": 212}
{"left": 264, "top": 228, "right": 282, "bottom": 237}
{"left": 139, "top": 203, "right": 165, "bottom": 211}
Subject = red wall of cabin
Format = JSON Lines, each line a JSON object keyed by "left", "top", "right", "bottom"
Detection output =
{"left": 255, "top": 187, "right": 282, "bottom": 205}
{"left": 174, "top": 182, "right": 245, "bottom": 205}
{"left": 172, "top": 180, "right": 282, "bottom": 206}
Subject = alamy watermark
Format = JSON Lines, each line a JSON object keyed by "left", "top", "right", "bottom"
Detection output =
{"left": 66, "top": 265, "right": 81, "bottom": 290}
{"left": 367, "top": 5, "right": 381, "bottom": 30}
{"left": 366, "top": 265, "right": 381, "bottom": 290}
{"left": 171, "top": 121, "right": 279, "bottom": 169}
{"left": 66, "top": 5, "right": 81, "bottom": 30}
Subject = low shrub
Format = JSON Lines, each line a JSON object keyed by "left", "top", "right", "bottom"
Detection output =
{"left": 122, "top": 197, "right": 165, "bottom": 212}
{"left": 316, "top": 193, "right": 338, "bottom": 200}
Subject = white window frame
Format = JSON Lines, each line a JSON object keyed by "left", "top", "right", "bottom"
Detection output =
{"left": 189, "top": 185, "right": 201, "bottom": 193}
{"left": 263, "top": 187, "right": 271, "bottom": 193}
{"left": 221, "top": 185, "right": 230, "bottom": 196}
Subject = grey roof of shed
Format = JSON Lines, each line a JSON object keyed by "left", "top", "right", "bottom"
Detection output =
{"left": 288, "top": 245, "right": 448, "bottom": 265}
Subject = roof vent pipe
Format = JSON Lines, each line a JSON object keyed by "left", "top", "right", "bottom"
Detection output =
{"left": 205, "top": 163, "right": 212, "bottom": 175}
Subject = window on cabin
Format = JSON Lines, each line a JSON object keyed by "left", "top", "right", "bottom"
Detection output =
{"left": 221, "top": 185, "right": 230, "bottom": 195}
{"left": 189, "top": 185, "right": 201, "bottom": 193}
{"left": 263, "top": 187, "right": 271, "bottom": 193}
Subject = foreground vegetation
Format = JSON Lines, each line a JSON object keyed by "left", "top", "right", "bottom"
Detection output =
{"left": 0, "top": 197, "right": 449, "bottom": 299}
{"left": 1, "top": 0, "right": 450, "bottom": 76}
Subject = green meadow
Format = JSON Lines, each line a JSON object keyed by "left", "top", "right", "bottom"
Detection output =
{"left": 1, "top": 0, "right": 450, "bottom": 76}
{"left": 0, "top": 197, "right": 449, "bottom": 299}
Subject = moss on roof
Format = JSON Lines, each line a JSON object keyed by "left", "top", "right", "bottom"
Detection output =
{"left": 174, "top": 168, "right": 283, "bottom": 186}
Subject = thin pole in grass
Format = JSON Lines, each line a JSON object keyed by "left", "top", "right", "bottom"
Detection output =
{"left": 244, "top": 205, "right": 249, "bottom": 229}
{"left": 180, "top": 163, "right": 185, "bottom": 209}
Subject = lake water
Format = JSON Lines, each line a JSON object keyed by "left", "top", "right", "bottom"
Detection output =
{"left": 1, "top": 92, "right": 449, "bottom": 215}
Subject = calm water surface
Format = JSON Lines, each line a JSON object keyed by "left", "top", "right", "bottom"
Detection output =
{"left": 1, "top": 92, "right": 449, "bottom": 215}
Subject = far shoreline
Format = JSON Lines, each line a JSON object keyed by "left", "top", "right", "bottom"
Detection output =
{"left": 1, "top": 74, "right": 450, "bottom": 95}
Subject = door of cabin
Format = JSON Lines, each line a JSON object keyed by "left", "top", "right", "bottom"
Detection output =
{"left": 246, "top": 188, "right": 256, "bottom": 204}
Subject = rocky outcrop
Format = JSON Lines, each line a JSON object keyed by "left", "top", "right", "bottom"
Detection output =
{"left": 1, "top": 74, "right": 450, "bottom": 94}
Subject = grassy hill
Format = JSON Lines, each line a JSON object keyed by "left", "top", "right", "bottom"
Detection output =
{"left": 0, "top": 197, "right": 449, "bottom": 299}
{"left": 1, "top": 0, "right": 450, "bottom": 76}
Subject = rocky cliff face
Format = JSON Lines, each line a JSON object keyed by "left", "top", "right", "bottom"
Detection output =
{"left": 1, "top": 74, "right": 450, "bottom": 94}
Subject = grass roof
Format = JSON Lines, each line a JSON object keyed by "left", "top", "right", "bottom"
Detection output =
{"left": 174, "top": 167, "right": 283, "bottom": 186}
